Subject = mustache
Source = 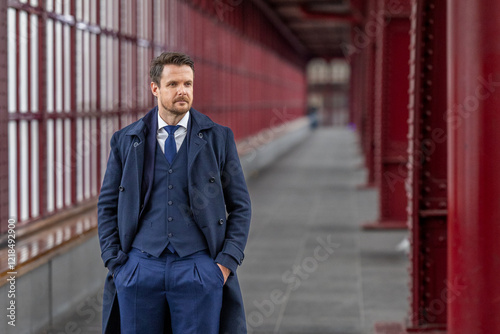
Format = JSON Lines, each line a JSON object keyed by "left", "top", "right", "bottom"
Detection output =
{"left": 174, "top": 97, "right": 189, "bottom": 103}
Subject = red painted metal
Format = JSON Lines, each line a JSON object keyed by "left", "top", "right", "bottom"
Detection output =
{"left": 407, "top": 0, "right": 448, "bottom": 331}
{"left": 363, "top": 0, "right": 412, "bottom": 230}
{"left": 352, "top": 0, "right": 376, "bottom": 188}
{"left": 448, "top": 0, "right": 500, "bottom": 332}
{"left": 299, "top": 4, "right": 363, "bottom": 23}
{"left": 3, "top": 0, "right": 307, "bottom": 232}
{"left": 349, "top": 51, "right": 362, "bottom": 129}
{"left": 37, "top": 0, "right": 48, "bottom": 220}
{"left": 0, "top": 0, "right": 8, "bottom": 232}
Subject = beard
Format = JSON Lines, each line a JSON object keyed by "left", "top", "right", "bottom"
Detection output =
{"left": 161, "top": 98, "right": 192, "bottom": 116}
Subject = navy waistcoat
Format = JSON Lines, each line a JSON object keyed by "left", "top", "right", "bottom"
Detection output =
{"left": 131, "top": 138, "right": 208, "bottom": 257}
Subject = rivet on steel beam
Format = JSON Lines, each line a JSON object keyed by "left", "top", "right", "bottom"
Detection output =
{"left": 438, "top": 236, "right": 446, "bottom": 242}
{"left": 439, "top": 183, "right": 446, "bottom": 189}
{"left": 425, "top": 125, "right": 432, "bottom": 132}
{"left": 428, "top": 34, "right": 434, "bottom": 40}
{"left": 427, "top": 64, "right": 433, "bottom": 71}
{"left": 425, "top": 201, "right": 431, "bottom": 207}
{"left": 424, "top": 171, "right": 431, "bottom": 178}
{"left": 425, "top": 110, "right": 432, "bottom": 116}
{"left": 439, "top": 201, "right": 447, "bottom": 208}
{"left": 426, "top": 79, "right": 433, "bottom": 85}
{"left": 424, "top": 187, "right": 431, "bottom": 193}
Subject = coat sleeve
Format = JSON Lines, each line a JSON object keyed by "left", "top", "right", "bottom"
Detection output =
{"left": 215, "top": 128, "right": 251, "bottom": 274}
{"left": 97, "top": 133, "right": 128, "bottom": 273}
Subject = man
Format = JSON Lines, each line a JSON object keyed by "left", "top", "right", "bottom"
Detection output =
{"left": 98, "top": 52, "right": 251, "bottom": 334}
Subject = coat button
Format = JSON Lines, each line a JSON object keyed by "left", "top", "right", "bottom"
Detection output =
{"left": 133, "top": 142, "right": 139, "bottom": 147}
{"left": 168, "top": 217, "right": 173, "bottom": 222}
{"left": 168, "top": 185, "right": 173, "bottom": 189}
{"left": 168, "top": 169, "right": 173, "bottom": 174}
{"left": 119, "top": 186, "right": 124, "bottom": 192}
{"left": 209, "top": 177, "right": 215, "bottom": 183}
{"left": 218, "top": 219, "right": 224, "bottom": 225}
{"left": 168, "top": 201, "right": 173, "bottom": 205}
{"left": 198, "top": 132, "right": 203, "bottom": 138}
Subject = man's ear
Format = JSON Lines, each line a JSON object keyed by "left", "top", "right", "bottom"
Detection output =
{"left": 150, "top": 82, "right": 158, "bottom": 97}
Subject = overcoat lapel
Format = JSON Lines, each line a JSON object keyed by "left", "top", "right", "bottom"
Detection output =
{"left": 141, "top": 108, "right": 158, "bottom": 212}
{"left": 187, "top": 108, "right": 215, "bottom": 172}
{"left": 124, "top": 107, "right": 157, "bottom": 216}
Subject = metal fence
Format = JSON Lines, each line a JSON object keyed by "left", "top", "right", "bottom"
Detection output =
{"left": 2, "top": 0, "right": 307, "bottom": 233}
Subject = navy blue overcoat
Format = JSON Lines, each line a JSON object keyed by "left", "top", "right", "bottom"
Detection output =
{"left": 97, "top": 107, "right": 251, "bottom": 334}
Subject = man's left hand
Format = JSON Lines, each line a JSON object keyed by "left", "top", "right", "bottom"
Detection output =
{"left": 217, "top": 264, "right": 231, "bottom": 285}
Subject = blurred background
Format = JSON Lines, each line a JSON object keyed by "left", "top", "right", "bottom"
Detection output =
{"left": 1, "top": 0, "right": 500, "bottom": 333}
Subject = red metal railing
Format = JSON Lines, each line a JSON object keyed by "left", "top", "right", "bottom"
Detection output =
{"left": 3, "top": 0, "right": 307, "bottom": 233}
{"left": 0, "top": 1, "right": 8, "bottom": 232}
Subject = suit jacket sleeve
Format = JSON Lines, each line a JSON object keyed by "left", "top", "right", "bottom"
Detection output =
{"left": 97, "top": 133, "right": 128, "bottom": 273}
{"left": 215, "top": 128, "right": 252, "bottom": 274}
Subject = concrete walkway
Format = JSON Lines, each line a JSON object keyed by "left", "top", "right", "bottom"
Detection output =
{"left": 239, "top": 127, "right": 408, "bottom": 334}
{"left": 44, "top": 127, "right": 408, "bottom": 334}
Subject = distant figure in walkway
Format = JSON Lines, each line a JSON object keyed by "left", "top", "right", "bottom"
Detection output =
{"left": 97, "top": 52, "right": 251, "bottom": 334}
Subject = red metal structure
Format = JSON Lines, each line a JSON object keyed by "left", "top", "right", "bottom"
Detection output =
{"left": 407, "top": 0, "right": 448, "bottom": 331}
{"left": 357, "top": 0, "right": 377, "bottom": 188}
{"left": 364, "top": 0, "right": 411, "bottom": 229}
{"left": 448, "top": 0, "right": 500, "bottom": 332}
{"left": 0, "top": 1, "right": 8, "bottom": 233}
{"left": 3, "top": 0, "right": 307, "bottom": 232}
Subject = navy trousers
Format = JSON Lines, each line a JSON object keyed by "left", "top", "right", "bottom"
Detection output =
{"left": 114, "top": 248, "right": 224, "bottom": 334}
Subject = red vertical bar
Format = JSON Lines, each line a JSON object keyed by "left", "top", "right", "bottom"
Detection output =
{"left": 38, "top": 0, "right": 48, "bottom": 219}
{"left": 116, "top": 0, "right": 122, "bottom": 129}
{"left": 60, "top": 6, "right": 66, "bottom": 208}
{"left": 406, "top": 0, "right": 448, "bottom": 331}
{"left": 363, "top": 0, "right": 412, "bottom": 230}
{"left": 15, "top": 8, "right": 21, "bottom": 221}
{"left": 51, "top": 7, "right": 57, "bottom": 210}
{"left": 95, "top": 0, "right": 102, "bottom": 188}
{"left": 70, "top": 0, "right": 77, "bottom": 205}
{"left": 0, "top": 0, "right": 9, "bottom": 232}
{"left": 27, "top": 8, "right": 33, "bottom": 219}
{"left": 448, "top": 0, "right": 500, "bottom": 332}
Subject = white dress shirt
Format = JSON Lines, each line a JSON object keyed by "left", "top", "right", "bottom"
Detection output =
{"left": 157, "top": 110, "right": 190, "bottom": 153}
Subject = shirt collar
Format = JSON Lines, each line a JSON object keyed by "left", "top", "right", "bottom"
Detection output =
{"left": 157, "top": 110, "right": 190, "bottom": 132}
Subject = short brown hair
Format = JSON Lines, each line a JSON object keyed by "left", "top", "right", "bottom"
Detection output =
{"left": 150, "top": 52, "right": 195, "bottom": 87}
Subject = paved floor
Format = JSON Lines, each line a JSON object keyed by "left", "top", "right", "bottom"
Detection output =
{"left": 239, "top": 127, "right": 408, "bottom": 334}
{"left": 45, "top": 127, "right": 409, "bottom": 334}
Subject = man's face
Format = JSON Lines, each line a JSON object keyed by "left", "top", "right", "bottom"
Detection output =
{"left": 151, "top": 64, "right": 194, "bottom": 117}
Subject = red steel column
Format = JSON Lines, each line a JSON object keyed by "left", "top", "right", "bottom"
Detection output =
{"left": 0, "top": 0, "right": 8, "bottom": 229}
{"left": 359, "top": 0, "right": 377, "bottom": 188}
{"left": 448, "top": 0, "right": 500, "bottom": 332}
{"left": 364, "top": 0, "right": 412, "bottom": 229}
{"left": 407, "top": 0, "right": 448, "bottom": 331}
